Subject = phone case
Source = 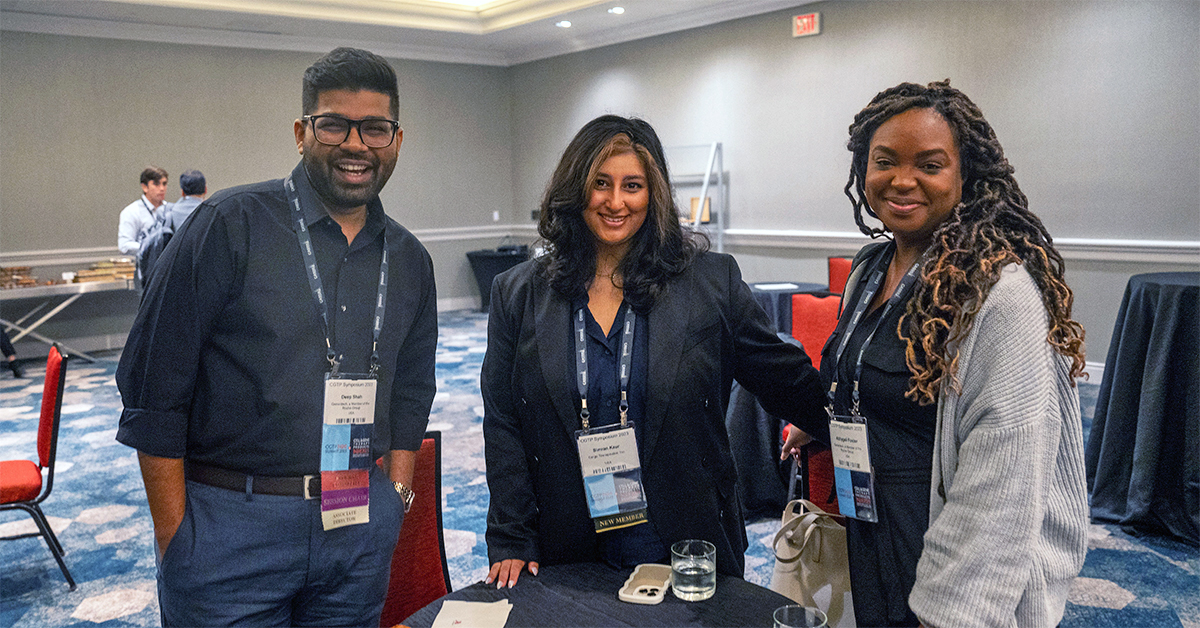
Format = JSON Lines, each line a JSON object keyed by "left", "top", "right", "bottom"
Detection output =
{"left": 617, "top": 563, "right": 673, "bottom": 605}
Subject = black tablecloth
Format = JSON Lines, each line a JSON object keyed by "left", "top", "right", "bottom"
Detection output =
{"left": 749, "top": 282, "right": 827, "bottom": 334}
{"left": 401, "top": 562, "right": 794, "bottom": 627}
{"left": 1085, "top": 272, "right": 1199, "bottom": 546}
{"left": 467, "top": 248, "right": 529, "bottom": 311}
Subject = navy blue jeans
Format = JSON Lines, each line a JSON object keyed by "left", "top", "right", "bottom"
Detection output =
{"left": 157, "top": 465, "right": 404, "bottom": 627}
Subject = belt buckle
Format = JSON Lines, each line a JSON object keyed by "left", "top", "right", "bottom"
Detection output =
{"left": 303, "top": 474, "right": 319, "bottom": 500}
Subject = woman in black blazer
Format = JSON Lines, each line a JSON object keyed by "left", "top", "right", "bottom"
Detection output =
{"left": 482, "top": 115, "right": 826, "bottom": 587}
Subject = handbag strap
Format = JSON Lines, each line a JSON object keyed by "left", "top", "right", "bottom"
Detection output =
{"left": 772, "top": 499, "right": 833, "bottom": 563}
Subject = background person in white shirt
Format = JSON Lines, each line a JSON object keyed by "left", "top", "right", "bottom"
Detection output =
{"left": 117, "top": 166, "right": 168, "bottom": 255}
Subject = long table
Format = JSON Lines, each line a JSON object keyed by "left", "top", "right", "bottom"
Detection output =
{"left": 0, "top": 279, "right": 136, "bottom": 362}
{"left": 402, "top": 562, "right": 794, "bottom": 627}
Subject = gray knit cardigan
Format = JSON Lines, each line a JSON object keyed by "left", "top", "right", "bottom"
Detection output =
{"left": 908, "top": 264, "right": 1089, "bottom": 628}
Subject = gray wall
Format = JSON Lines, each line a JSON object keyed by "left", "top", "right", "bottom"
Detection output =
{"left": 508, "top": 0, "right": 1200, "bottom": 359}
{"left": 2, "top": 1, "right": 1198, "bottom": 360}
{"left": 0, "top": 32, "right": 513, "bottom": 264}
{"left": 0, "top": 33, "right": 515, "bottom": 353}
{"left": 509, "top": 1, "right": 1199, "bottom": 236}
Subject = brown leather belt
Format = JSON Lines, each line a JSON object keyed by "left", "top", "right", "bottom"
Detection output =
{"left": 185, "top": 460, "right": 320, "bottom": 499}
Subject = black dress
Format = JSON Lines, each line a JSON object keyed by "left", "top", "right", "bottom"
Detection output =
{"left": 818, "top": 243, "right": 936, "bottom": 628}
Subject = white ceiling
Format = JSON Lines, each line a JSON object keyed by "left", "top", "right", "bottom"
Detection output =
{"left": 0, "top": 0, "right": 816, "bottom": 66}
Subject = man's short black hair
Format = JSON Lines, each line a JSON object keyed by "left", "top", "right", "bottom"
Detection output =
{"left": 140, "top": 166, "right": 167, "bottom": 186}
{"left": 179, "top": 169, "right": 206, "bottom": 196}
{"left": 302, "top": 47, "right": 399, "bottom": 119}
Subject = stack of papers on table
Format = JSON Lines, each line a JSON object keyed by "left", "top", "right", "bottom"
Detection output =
{"left": 431, "top": 599, "right": 513, "bottom": 628}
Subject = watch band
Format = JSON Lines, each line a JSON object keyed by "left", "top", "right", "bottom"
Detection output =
{"left": 393, "top": 481, "right": 415, "bottom": 513}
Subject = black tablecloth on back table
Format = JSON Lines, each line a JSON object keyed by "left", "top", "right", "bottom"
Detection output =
{"left": 402, "top": 562, "right": 795, "bottom": 627}
{"left": 1085, "top": 272, "right": 1199, "bottom": 546}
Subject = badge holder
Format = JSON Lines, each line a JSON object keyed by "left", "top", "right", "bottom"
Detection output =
{"left": 829, "top": 414, "right": 878, "bottom": 523}
{"left": 320, "top": 371, "right": 377, "bottom": 530}
{"left": 576, "top": 422, "right": 649, "bottom": 533}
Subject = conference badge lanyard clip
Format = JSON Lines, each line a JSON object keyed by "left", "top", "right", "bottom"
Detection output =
{"left": 572, "top": 305, "right": 650, "bottom": 533}
{"left": 287, "top": 175, "right": 389, "bottom": 531}
{"left": 825, "top": 250, "right": 925, "bottom": 523}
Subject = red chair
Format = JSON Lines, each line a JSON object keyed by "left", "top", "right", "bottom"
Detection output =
{"left": 788, "top": 295, "right": 842, "bottom": 515}
{"left": 0, "top": 344, "right": 75, "bottom": 590}
{"left": 379, "top": 431, "right": 451, "bottom": 626}
{"left": 828, "top": 257, "right": 852, "bottom": 295}
{"left": 790, "top": 292, "right": 841, "bottom": 366}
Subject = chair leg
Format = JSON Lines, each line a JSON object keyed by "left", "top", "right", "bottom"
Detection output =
{"left": 29, "top": 503, "right": 66, "bottom": 556}
{"left": 21, "top": 503, "right": 76, "bottom": 591}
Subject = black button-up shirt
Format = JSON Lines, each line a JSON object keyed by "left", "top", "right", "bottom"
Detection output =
{"left": 116, "top": 162, "right": 437, "bottom": 477}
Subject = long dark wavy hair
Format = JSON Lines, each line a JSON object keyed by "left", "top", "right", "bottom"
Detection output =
{"left": 538, "top": 115, "right": 706, "bottom": 311}
{"left": 845, "top": 80, "right": 1086, "bottom": 404}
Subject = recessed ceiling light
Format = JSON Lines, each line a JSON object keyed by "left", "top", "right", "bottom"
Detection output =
{"left": 608, "top": 7, "right": 625, "bottom": 14}
{"left": 555, "top": 20, "right": 572, "bottom": 28}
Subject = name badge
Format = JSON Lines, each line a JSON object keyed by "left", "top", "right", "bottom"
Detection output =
{"left": 320, "top": 374, "right": 377, "bottom": 531}
{"left": 575, "top": 423, "right": 649, "bottom": 533}
{"left": 829, "top": 415, "right": 878, "bottom": 523}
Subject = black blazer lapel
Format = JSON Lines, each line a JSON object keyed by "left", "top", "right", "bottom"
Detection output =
{"left": 532, "top": 287, "right": 583, "bottom": 440}
{"left": 642, "top": 274, "right": 689, "bottom": 465}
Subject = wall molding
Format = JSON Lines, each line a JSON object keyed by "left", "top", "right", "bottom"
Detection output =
{"left": 722, "top": 229, "right": 1200, "bottom": 265}
{"left": 411, "top": 224, "right": 538, "bottom": 243}
{"left": 3, "top": 228, "right": 1195, "bottom": 269}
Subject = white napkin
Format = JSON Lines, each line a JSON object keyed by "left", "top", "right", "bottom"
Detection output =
{"left": 430, "top": 599, "right": 513, "bottom": 628}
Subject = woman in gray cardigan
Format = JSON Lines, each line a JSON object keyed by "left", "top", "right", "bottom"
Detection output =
{"left": 784, "top": 81, "right": 1088, "bottom": 627}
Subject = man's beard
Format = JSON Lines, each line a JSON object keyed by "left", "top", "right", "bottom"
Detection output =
{"left": 303, "top": 151, "right": 393, "bottom": 211}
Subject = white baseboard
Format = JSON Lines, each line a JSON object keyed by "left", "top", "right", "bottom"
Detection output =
{"left": 11, "top": 332, "right": 128, "bottom": 359}
{"left": 437, "top": 296, "right": 481, "bottom": 313}
{"left": 1080, "top": 361, "right": 1105, "bottom": 384}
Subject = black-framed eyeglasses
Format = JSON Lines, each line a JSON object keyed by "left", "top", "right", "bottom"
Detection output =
{"left": 303, "top": 114, "right": 401, "bottom": 148}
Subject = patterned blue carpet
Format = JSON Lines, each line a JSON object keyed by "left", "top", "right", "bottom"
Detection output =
{"left": 1, "top": 310, "right": 1196, "bottom": 626}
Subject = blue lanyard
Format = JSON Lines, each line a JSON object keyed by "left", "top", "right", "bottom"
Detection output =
{"left": 284, "top": 175, "right": 388, "bottom": 376}
{"left": 827, "top": 250, "right": 925, "bottom": 416}
{"left": 573, "top": 303, "right": 636, "bottom": 432}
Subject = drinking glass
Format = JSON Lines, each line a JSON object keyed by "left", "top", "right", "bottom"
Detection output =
{"left": 773, "top": 605, "right": 828, "bottom": 628}
{"left": 670, "top": 539, "right": 716, "bottom": 601}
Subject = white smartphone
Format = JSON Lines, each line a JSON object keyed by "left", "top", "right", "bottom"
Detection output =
{"left": 617, "top": 563, "right": 673, "bottom": 605}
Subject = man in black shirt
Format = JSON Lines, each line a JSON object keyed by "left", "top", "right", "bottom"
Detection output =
{"left": 116, "top": 47, "right": 437, "bottom": 626}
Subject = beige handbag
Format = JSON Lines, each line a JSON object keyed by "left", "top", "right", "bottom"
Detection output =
{"left": 770, "top": 499, "right": 856, "bottom": 628}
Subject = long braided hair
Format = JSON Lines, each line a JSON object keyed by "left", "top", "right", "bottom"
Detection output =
{"left": 844, "top": 80, "right": 1085, "bottom": 404}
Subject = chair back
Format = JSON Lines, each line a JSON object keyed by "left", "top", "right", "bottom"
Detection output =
{"left": 790, "top": 293, "right": 841, "bottom": 367}
{"left": 379, "top": 431, "right": 450, "bottom": 626}
{"left": 38, "top": 345, "right": 68, "bottom": 471}
{"left": 828, "top": 257, "right": 852, "bottom": 295}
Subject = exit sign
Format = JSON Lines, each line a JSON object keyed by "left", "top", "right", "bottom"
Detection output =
{"left": 793, "top": 12, "right": 821, "bottom": 38}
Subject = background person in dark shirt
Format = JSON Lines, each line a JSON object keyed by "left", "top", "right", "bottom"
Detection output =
{"left": 116, "top": 47, "right": 437, "bottom": 627}
{"left": 166, "top": 168, "right": 206, "bottom": 229}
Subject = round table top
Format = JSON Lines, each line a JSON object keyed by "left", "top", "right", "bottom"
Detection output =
{"left": 403, "top": 561, "right": 796, "bottom": 627}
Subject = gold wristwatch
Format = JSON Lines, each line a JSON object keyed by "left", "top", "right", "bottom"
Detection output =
{"left": 393, "top": 481, "right": 415, "bottom": 513}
